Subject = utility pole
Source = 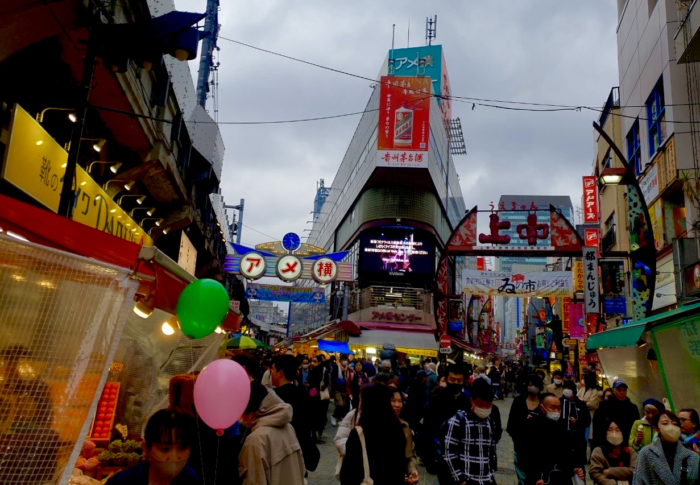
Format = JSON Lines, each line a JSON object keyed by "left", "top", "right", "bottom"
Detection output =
{"left": 196, "top": 0, "right": 220, "bottom": 109}
{"left": 225, "top": 199, "right": 245, "bottom": 244}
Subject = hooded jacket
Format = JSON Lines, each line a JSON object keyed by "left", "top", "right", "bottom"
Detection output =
{"left": 238, "top": 390, "right": 306, "bottom": 485}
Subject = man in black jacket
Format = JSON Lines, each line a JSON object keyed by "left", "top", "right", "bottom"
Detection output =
{"left": 272, "top": 355, "right": 320, "bottom": 471}
{"left": 560, "top": 380, "right": 590, "bottom": 473}
{"left": 591, "top": 379, "right": 640, "bottom": 449}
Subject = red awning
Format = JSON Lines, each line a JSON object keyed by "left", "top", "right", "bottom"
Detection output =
{"left": 339, "top": 320, "right": 362, "bottom": 336}
{"left": 0, "top": 194, "right": 241, "bottom": 332}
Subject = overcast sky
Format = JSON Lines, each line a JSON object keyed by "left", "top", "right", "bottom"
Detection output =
{"left": 176, "top": 0, "right": 619, "bottom": 248}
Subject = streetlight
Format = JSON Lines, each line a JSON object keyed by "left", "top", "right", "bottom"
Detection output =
{"left": 88, "top": 161, "right": 122, "bottom": 174}
{"left": 598, "top": 167, "right": 627, "bottom": 186}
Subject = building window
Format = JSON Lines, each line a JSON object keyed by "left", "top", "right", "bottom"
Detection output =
{"left": 603, "top": 213, "right": 616, "bottom": 251}
{"left": 646, "top": 77, "right": 666, "bottom": 156}
{"left": 626, "top": 120, "right": 642, "bottom": 176}
{"left": 602, "top": 148, "right": 613, "bottom": 170}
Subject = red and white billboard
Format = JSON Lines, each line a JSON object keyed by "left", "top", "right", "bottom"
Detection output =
{"left": 378, "top": 76, "right": 431, "bottom": 168}
{"left": 583, "top": 176, "right": 599, "bottom": 223}
{"left": 584, "top": 229, "right": 599, "bottom": 247}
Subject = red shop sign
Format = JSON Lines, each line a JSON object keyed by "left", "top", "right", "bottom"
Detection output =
{"left": 583, "top": 176, "right": 599, "bottom": 223}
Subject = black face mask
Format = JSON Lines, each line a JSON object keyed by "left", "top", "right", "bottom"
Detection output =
{"left": 447, "top": 383, "right": 463, "bottom": 396}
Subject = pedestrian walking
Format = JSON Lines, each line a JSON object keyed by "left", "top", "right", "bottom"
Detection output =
{"left": 561, "top": 380, "right": 591, "bottom": 474}
{"left": 589, "top": 418, "right": 637, "bottom": 485}
{"left": 271, "top": 354, "right": 320, "bottom": 472}
{"left": 634, "top": 410, "right": 700, "bottom": 484}
{"left": 419, "top": 364, "right": 471, "bottom": 474}
{"left": 404, "top": 370, "right": 429, "bottom": 432}
{"left": 591, "top": 380, "right": 640, "bottom": 450}
{"left": 505, "top": 365, "right": 516, "bottom": 397}
{"left": 577, "top": 371, "right": 601, "bottom": 450}
{"left": 390, "top": 388, "right": 419, "bottom": 484}
{"left": 507, "top": 374, "right": 543, "bottom": 484}
{"left": 339, "top": 384, "right": 407, "bottom": 485}
{"left": 349, "top": 360, "right": 368, "bottom": 410}
{"left": 629, "top": 398, "right": 665, "bottom": 452}
{"left": 489, "top": 364, "right": 502, "bottom": 400}
{"left": 331, "top": 354, "right": 351, "bottom": 426}
{"left": 238, "top": 383, "right": 306, "bottom": 485}
{"left": 679, "top": 408, "right": 700, "bottom": 453}
{"left": 260, "top": 360, "right": 274, "bottom": 389}
{"left": 521, "top": 393, "right": 585, "bottom": 485}
{"left": 307, "top": 355, "right": 331, "bottom": 439}
{"left": 544, "top": 369, "right": 564, "bottom": 398}
{"left": 425, "top": 361, "right": 439, "bottom": 394}
{"left": 442, "top": 379, "right": 497, "bottom": 485}
{"left": 297, "top": 357, "right": 311, "bottom": 388}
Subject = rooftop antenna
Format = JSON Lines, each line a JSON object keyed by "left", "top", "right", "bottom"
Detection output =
{"left": 426, "top": 15, "right": 437, "bottom": 46}
{"left": 407, "top": 20, "right": 410, "bottom": 48}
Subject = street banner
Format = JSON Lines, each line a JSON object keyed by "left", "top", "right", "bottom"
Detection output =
{"left": 573, "top": 260, "right": 584, "bottom": 292}
{"left": 461, "top": 270, "right": 573, "bottom": 298}
{"left": 569, "top": 303, "right": 586, "bottom": 339}
{"left": 377, "top": 76, "right": 431, "bottom": 168}
{"left": 562, "top": 297, "right": 572, "bottom": 333}
{"left": 583, "top": 176, "right": 599, "bottom": 223}
{"left": 583, "top": 247, "right": 600, "bottom": 313}
{"left": 246, "top": 283, "right": 325, "bottom": 304}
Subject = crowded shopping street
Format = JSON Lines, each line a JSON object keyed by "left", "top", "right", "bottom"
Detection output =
{"left": 4, "top": 0, "right": 700, "bottom": 484}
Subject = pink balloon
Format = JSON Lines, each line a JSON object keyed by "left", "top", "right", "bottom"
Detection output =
{"left": 194, "top": 359, "right": 251, "bottom": 430}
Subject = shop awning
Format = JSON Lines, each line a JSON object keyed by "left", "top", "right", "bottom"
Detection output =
{"left": 349, "top": 329, "right": 438, "bottom": 352}
{"left": 0, "top": 193, "right": 242, "bottom": 332}
{"left": 318, "top": 340, "right": 354, "bottom": 354}
{"left": 587, "top": 302, "right": 700, "bottom": 350}
{"left": 586, "top": 322, "right": 647, "bottom": 350}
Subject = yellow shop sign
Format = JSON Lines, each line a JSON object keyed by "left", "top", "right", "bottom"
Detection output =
{"left": 1, "top": 104, "right": 153, "bottom": 246}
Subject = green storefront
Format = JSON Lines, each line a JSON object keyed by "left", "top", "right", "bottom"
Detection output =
{"left": 587, "top": 302, "right": 700, "bottom": 412}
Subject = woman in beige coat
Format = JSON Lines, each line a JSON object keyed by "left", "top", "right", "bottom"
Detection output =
{"left": 578, "top": 372, "right": 601, "bottom": 445}
{"left": 589, "top": 418, "right": 637, "bottom": 485}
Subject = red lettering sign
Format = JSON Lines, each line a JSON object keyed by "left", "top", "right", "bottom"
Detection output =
{"left": 582, "top": 176, "right": 599, "bottom": 223}
{"left": 477, "top": 257, "right": 485, "bottom": 271}
{"left": 585, "top": 229, "right": 599, "bottom": 248}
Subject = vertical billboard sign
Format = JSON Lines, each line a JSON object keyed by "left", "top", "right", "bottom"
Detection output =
{"left": 585, "top": 229, "right": 599, "bottom": 248}
{"left": 377, "top": 76, "right": 431, "bottom": 168}
{"left": 569, "top": 303, "right": 585, "bottom": 339}
{"left": 583, "top": 176, "right": 599, "bottom": 223}
{"left": 583, "top": 247, "right": 600, "bottom": 314}
{"left": 476, "top": 257, "right": 485, "bottom": 271}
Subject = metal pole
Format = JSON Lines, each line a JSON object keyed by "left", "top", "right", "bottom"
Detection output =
{"left": 58, "top": 43, "right": 97, "bottom": 218}
{"left": 342, "top": 284, "right": 349, "bottom": 321}
{"left": 237, "top": 198, "right": 244, "bottom": 245}
{"left": 196, "top": 0, "right": 219, "bottom": 108}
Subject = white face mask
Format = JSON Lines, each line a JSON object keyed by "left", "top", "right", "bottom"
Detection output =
{"left": 474, "top": 406, "right": 492, "bottom": 419}
{"left": 607, "top": 432, "right": 623, "bottom": 446}
{"left": 553, "top": 379, "right": 562, "bottom": 386}
{"left": 563, "top": 389, "right": 574, "bottom": 399}
{"left": 546, "top": 411, "right": 561, "bottom": 421}
{"left": 528, "top": 386, "right": 539, "bottom": 395}
{"left": 659, "top": 423, "right": 681, "bottom": 443}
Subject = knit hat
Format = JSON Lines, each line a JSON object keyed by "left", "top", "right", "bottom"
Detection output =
{"left": 642, "top": 398, "right": 665, "bottom": 412}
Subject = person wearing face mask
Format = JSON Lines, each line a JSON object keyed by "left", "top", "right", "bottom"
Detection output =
{"left": 507, "top": 374, "right": 544, "bottom": 484}
{"left": 298, "top": 358, "right": 311, "bottom": 388}
{"left": 442, "top": 379, "right": 497, "bottom": 485}
{"left": 390, "top": 388, "right": 419, "bottom": 484}
{"left": 634, "top": 410, "right": 700, "bottom": 484}
{"left": 592, "top": 380, "right": 640, "bottom": 450}
{"left": 545, "top": 370, "right": 565, "bottom": 399}
{"left": 679, "top": 409, "right": 700, "bottom": 454}
{"left": 349, "top": 360, "right": 368, "bottom": 411}
{"left": 330, "top": 354, "right": 351, "bottom": 426}
{"left": 238, "top": 383, "right": 306, "bottom": 485}
{"left": 589, "top": 418, "right": 637, "bottom": 485}
{"left": 560, "top": 380, "right": 591, "bottom": 477}
{"left": 419, "top": 364, "right": 471, "bottom": 475}
{"left": 523, "top": 394, "right": 585, "bottom": 485}
{"left": 107, "top": 409, "right": 198, "bottom": 485}
{"left": 629, "top": 398, "right": 665, "bottom": 452}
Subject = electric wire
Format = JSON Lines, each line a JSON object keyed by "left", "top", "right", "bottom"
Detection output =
{"left": 240, "top": 223, "right": 280, "bottom": 242}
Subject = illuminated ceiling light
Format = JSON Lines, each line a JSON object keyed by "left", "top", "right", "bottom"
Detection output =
{"left": 124, "top": 180, "right": 135, "bottom": 191}
{"left": 216, "top": 222, "right": 221, "bottom": 227}
{"left": 136, "top": 195, "right": 146, "bottom": 204}
{"left": 61, "top": 163, "right": 67, "bottom": 168}
{"left": 35, "top": 140, "right": 43, "bottom": 146}
{"left": 161, "top": 321, "right": 175, "bottom": 335}
{"left": 68, "top": 113, "right": 78, "bottom": 123}
{"left": 80, "top": 181, "right": 87, "bottom": 186}
{"left": 92, "top": 139, "right": 106, "bottom": 152}
{"left": 133, "top": 301, "right": 153, "bottom": 319}
{"left": 110, "top": 208, "right": 117, "bottom": 213}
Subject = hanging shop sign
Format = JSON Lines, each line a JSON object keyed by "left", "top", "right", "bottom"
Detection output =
{"left": 585, "top": 229, "right": 599, "bottom": 248}
{"left": 1, "top": 104, "right": 153, "bottom": 245}
{"left": 225, "top": 236, "right": 352, "bottom": 283}
{"left": 583, "top": 247, "right": 600, "bottom": 313}
{"left": 562, "top": 297, "right": 572, "bottom": 334}
{"left": 583, "top": 176, "right": 599, "bottom": 223}
{"left": 640, "top": 163, "right": 660, "bottom": 205}
{"left": 684, "top": 262, "right": 700, "bottom": 299}
{"left": 246, "top": 283, "right": 325, "bottom": 304}
{"left": 461, "top": 269, "right": 573, "bottom": 298}
{"left": 573, "top": 260, "right": 584, "bottom": 292}
{"left": 476, "top": 257, "right": 485, "bottom": 270}
{"left": 377, "top": 76, "right": 431, "bottom": 168}
{"left": 569, "top": 303, "right": 585, "bottom": 339}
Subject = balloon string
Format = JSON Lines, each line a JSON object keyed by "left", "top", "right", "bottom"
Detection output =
{"left": 191, "top": 345, "right": 207, "bottom": 485}
{"left": 214, "top": 437, "right": 221, "bottom": 485}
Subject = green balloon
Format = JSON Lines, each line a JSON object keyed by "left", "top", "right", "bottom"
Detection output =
{"left": 177, "top": 279, "right": 230, "bottom": 339}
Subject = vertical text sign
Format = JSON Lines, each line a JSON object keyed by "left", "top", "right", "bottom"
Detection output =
{"left": 583, "top": 176, "right": 599, "bottom": 223}
{"left": 583, "top": 247, "right": 600, "bottom": 314}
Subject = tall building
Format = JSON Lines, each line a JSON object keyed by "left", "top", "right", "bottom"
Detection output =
{"left": 293, "top": 43, "right": 469, "bottom": 361}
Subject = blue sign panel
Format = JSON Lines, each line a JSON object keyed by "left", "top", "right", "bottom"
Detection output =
{"left": 449, "top": 321, "right": 463, "bottom": 332}
{"left": 246, "top": 283, "right": 325, "bottom": 304}
{"left": 604, "top": 297, "right": 627, "bottom": 315}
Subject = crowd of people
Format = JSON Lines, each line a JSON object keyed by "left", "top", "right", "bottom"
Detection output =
{"left": 103, "top": 350, "right": 700, "bottom": 485}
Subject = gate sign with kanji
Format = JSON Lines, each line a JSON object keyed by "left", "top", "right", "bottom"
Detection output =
{"left": 277, "top": 255, "right": 303, "bottom": 282}
{"left": 312, "top": 257, "right": 338, "bottom": 284}
{"left": 240, "top": 252, "right": 267, "bottom": 280}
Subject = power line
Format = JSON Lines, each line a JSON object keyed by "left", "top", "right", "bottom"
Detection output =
{"left": 240, "top": 223, "right": 279, "bottom": 241}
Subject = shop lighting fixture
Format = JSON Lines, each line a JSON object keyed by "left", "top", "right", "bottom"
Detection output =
{"left": 161, "top": 321, "right": 176, "bottom": 336}
{"left": 35, "top": 140, "right": 44, "bottom": 146}
{"left": 36, "top": 107, "right": 77, "bottom": 123}
{"left": 105, "top": 179, "right": 136, "bottom": 192}
{"left": 119, "top": 194, "right": 146, "bottom": 205}
{"left": 92, "top": 139, "right": 106, "bottom": 152}
{"left": 133, "top": 301, "right": 153, "bottom": 319}
{"left": 88, "top": 161, "right": 122, "bottom": 174}
{"left": 141, "top": 217, "right": 163, "bottom": 227}
{"left": 124, "top": 180, "right": 135, "bottom": 191}
{"left": 38, "top": 280, "right": 56, "bottom": 289}
{"left": 366, "top": 347, "right": 377, "bottom": 354}
{"left": 598, "top": 167, "right": 626, "bottom": 186}
{"left": 130, "top": 207, "right": 156, "bottom": 217}
{"left": 386, "top": 292, "right": 403, "bottom": 298}
{"left": 11, "top": 274, "right": 26, "bottom": 282}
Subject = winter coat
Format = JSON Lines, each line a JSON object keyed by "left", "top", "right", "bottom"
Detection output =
{"left": 545, "top": 382, "right": 564, "bottom": 398}
{"left": 238, "top": 390, "right": 306, "bottom": 485}
{"left": 520, "top": 413, "right": 576, "bottom": 485}
{"left": 401, "top": 419, "right": 418, "bottom": 476}
{"left": 589, "top": 446, "right": 637, "bottom": 485}
{"left": 334, "top": 409, "right": 360, "bottom": 456}
{"left": 425, "top": 369, "right": 438, "bottom": 393}
{"left": 507, "top": 394, "right": 541, "bottom": 454}
{"left": 592, "top": 397, "right": 640, "bottom": 449}
{"left": 577, "top": 387, "right": 601, "bottom": 438}
{"left": 561, "top": 395, "right": 592, "bottom": 465}
{"left": 634, "top": 439, "right": 700, "bottom": 485}
{"left": 340, "top": 426, "right": 406, "bottom": 485}
{"left": 629, "top": 418, "right": 657, "bottom": 452}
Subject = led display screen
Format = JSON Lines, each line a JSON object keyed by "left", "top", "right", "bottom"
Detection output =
{"left": 359, "top": 227, "right": 434, "bottom": 284}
